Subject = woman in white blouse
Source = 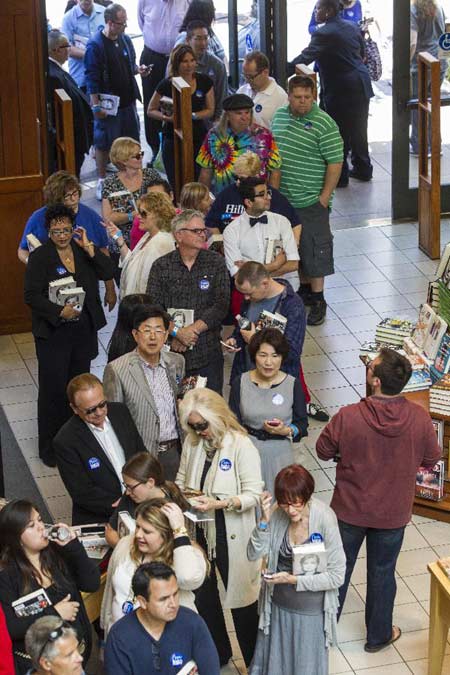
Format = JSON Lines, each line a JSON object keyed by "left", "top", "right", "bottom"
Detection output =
{"left": 104, "top": 192, "right": 176, "bottom": 299}
{"left": 100, "top": 500, "right": 206, "bottom": 636}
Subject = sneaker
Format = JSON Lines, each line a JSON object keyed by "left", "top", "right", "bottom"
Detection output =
{"left": 96, "top": 178, "right": 105, "bottom": 201}
{"left": 298, "top": 287, "right": 313, "bottom": 306}
{"left": 349, "top": 170, "right": 372, "bottom": 182}
{"left": 306, "top": 402, "right": 330, "bottom": 422}
{"left": 307, "top": 299, "right": 327, "bottom": 326}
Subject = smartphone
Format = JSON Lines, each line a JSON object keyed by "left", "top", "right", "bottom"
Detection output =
{"left": 263, "top": 571, "right": 275, "bottom": 579}
{"left": 266, "top": 419, "right": 280, "bottom": 427}
{"left": 220, "top": 340, "right": 240, "bottom": 351}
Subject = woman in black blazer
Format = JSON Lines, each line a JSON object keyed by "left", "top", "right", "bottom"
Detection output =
{"left": 24, "top": 203, "right": 114, "bottom": 467}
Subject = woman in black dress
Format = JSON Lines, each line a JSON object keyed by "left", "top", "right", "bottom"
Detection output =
{"left": 147, "top": 44, "right": 215, "bottom": 188}
{"left": 24, "top": 203, "right": 114, "bottom": 467}
{"left": 0, "top": 500, "right": 100, "bottom": 675}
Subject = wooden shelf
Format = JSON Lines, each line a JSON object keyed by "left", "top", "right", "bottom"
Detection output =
{"left": 413, "top": 482, "right": 450, "bottom": 522}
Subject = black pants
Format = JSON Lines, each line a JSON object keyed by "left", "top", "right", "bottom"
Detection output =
{"left": 140, "top": 46, "right": 170, "bottom": 159}
{"left": 325, "top": 91, "right": 372, "bottom": 182}
{"left": 195, "top": 516, "right": 258, "bottom": 666}
{"left": 35, "top": 313, "right": 95, "bottom": 463}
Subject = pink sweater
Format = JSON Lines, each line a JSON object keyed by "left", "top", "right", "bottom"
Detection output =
{"left": 316, "top": 396, "right": 442, "bottom": 529}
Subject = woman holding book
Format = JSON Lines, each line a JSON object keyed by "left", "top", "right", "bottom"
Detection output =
{"left": 229, "top": 328, "right": 308, "bottom": 493}
{"left": 176, "top": 388, "right": 263, "bottom": 667}
{"left": 147, "top": 44, "right": 214, "bottom": 189}
{"left": 0, "top": 500, "right": 100, "bottom": 675}
{"left": 103, "top": 192, "right": 176, "bottom": 299}
{"left": 105, "top": 452, "right": 189, "bottom": 547}
{"left": 24, "top": 203, "right": 114, "bottom": 467}
{"left": 247, "top": 465, "right": 346, "bottom": 675}
{"left": 100, "top": 500, "right": 206, "bottom": 636}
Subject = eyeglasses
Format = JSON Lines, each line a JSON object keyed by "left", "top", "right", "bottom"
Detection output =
{"left": 38, "top": 622, "right": 85, "bottom": 661}
{"left": 130, "top": 151, "right": 144, "bottom": 160}
{"left": 136, "top": 327, "right": 166, "bottom": 336}
{"left": 64, "top": 189, "right": 80, "bottom": 200}
{"left": 82, "top": 400, "right": 107, "bottom": 416}
{"left": 178, "top": 227, "right": 207, "bottom": 236}
{"left": 49, "top": 227, "right": 73, "bottom": 237}
{"left": 122, "top": 479, "right": 145, "bottom": 493}
{"left": 138, "top": 209, "right": 150, "bottom": 218}
{"left": 188, "top": 420, "right": 209, "bottom": 432}
{"left": 151, "top": 642, "right": 161, "bottom": 671}
{"left": 112, "top": 20, "right": 127, "bottom": 26}
{"left": 243, "top": 70, "right": 263, "bottom": 81}
{"left": 254, "top": 189, "right": 272, "bottom": 199}
{"left": 278, "top": 501, "right": 305, "bottom": 510}
{"left": 58, "top": 44, "right": 71, "bottom": 50}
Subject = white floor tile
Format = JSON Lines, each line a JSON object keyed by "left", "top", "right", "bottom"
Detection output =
{"left": 0, "top": 335, "right": 19, "bottom": 356}
{"left": 0, "top": 384, "right": 37, "bottom": 404}
{"left": 329, "top": 647, "right": 353, "bottom": 674}
{"left": 401, "top": 525, "right": 430, "bottom": 551}
{"left": 338, "top": 611, "right": 367, "bottom": 642}
{"left": 393, "top": 601, "right": 430, "bottom": 632}
{"left": 395, "top": 547, "right": 436, "bottom": 577}
{"left": 394, "top": 628, "right": 450, "bottom": 661}
{"left": 340, "top": 586, "right": 365, "bottom": 615}
{"left": 0, "top": 368, "right": 34, "bottom": 388}
{"left": 12, "top": 332, "right": 34, "bottom": 344}
{"left": 354, "top": 663, "right": 411, "bottom": 675}
{"left": 339, "top": 639, "right": 402, "bottom": 670}
{"left": 3, "top": 401, "right": 37, "bottom": 423}
{"left": 302, "top": 354, "right": 337, "bottom": 373}
{"left": 417, "top": 521, "right": 450, "bottom": 547}
{"left": 403, "top": 573, "right": 431, "bottom": 602}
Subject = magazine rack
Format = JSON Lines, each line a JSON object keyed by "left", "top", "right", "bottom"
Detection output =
{"left": 171, "top": 77, "right": 194, "bottom": 201}
{"left": 53, "top": 89, "right": 76, "bottom": 175}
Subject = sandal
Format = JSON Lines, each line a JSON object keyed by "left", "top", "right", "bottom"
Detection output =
{"left": 364, "top": 626, "right": 401, "bottom": 653}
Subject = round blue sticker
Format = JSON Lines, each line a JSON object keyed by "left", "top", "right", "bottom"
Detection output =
{"left": 219, "top": 458, "right": 232, "bottom": 471}
{"left": 439, "top": 33, "right": 450, "bottom": 51}
{"left": 199, "top": 278, "right": 210, "bottom": 291}
{"left": 171, "top": 653, "right": 184, "bottom": 667}
{"left": 310, "top": 532, "right": 323, "bottom": 543}
{"left": 122, "top": 601, "right": 134, "bottom": 615}
{"left": 272, "top": 393, "right": 284, "bottom": 406}
{"left": 304, "top": 121, "right": 313, "bottom": 130}
{"left": 88, "top": 457, "right": 100, "bottom": 470}
{"left": 56, "top": 266, "right": 67, "bottom": 276}
{"left": 255, "top": 104, "right": 262, "bottom": 113}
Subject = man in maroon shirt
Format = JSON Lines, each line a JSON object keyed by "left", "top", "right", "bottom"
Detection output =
{"left": 316, "top": 348, "right": 441, "bottom": 653}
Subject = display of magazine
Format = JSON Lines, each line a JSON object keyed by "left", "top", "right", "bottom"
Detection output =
{"left": 255, "top": 309, "right": 287, "bottom": 334}
{"left": 118, "top": 511, "right": 136, "bottom": 539}
{"left": 99, "top": 93, "right": 120, "bottom": 116}
{"left": 430, "top": 333, "right": 450, "bottom": 383}
{"left": 168, "top": 308, "right": 195, "bottom": 330}
{"left": 423, "top": 315, "right": 448, "bottom": 361}
{"left": 48, "top": 276, "right": 76, "bottom": 304}
{"left": 12, "top": 588, "right": 52, "bottom": 617}
{"left": 264, "top": 238, "right": 283, "bottom": 264}
{"left": 26, "top": 233, "right": 42, "bottom": 252}
{"left": 292, "top": 540, "right": 327, "bottom": 576}
{"left": 178, "top": 375, "right": 207, "bottom": 399}
{"left": 411, "top": 303, "right": 435, "bottom": 351}
{"left": 415, "top": 460, "right": 444, "bottom": 501}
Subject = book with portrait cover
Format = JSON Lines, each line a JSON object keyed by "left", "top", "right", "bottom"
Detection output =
{"left": 292, "top": 540, "right": 327, "bottom": 576}
{"left": 118, "top": 511, "right": 136, "bottom": 539}
{"left": 264, "top": 238, "right": 283, "bottom": 264}
{"left": 48, "top": 275, "right": 76, "bottom": 304}
{"left": 168, "top": 308, "right": 195, "bottom": 330}
{"left": 255, "top": 309, "right": 287, "bottom": 334}
{"left": 415, "top": 460, "right": 444, "bottom": 501}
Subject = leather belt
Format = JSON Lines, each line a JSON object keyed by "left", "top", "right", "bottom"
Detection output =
{"left": 158, "top": 438, "right": 180, "bottom": 453}
{"left": 245, "top": 425, "right": 286, "bottom": 442}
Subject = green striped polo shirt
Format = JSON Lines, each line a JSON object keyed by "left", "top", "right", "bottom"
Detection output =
{"left": 271, "top": 102, "right": 343, "bottom": 209}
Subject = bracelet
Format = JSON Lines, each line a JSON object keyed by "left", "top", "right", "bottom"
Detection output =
{"left": 288, "top": 424, "right": 299, "bottom": 439}
{"left": 172, "top": 526, "right": 188, "bottom": 536}
{"left": 171, "top": 326, "right": 179, "bottom": 338}
{"left": 92, "top": 104, "right": 102, "bottom": 113}
{"left": 85, "top": 242, "right": 94, "bottom": 248}
{"left": 258, "top": 521, "right": 268, "bottom": 531}
{"left": 225, "top": 498, "right": 235, "bottom": 511}
{"left": 112, "top": 230, "right": 123, "bottom": 241}
{"left": 127, "top": 212, "right": 133, "bottom": 224}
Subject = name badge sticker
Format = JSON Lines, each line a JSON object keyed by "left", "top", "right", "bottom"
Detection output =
{"left": 56, "top": 266, "right": 67, "bottom": 276}
{"left": 310, "top": 532, "right": 323, "bottom": 543}
{"left": 255, "top": 103, "right": 262, "bottom": 113}
{"left": 171, "top": 653, "right": 184, "bottom": 667}
{"left": 88, "top": 457, "right": 100, "bottom": 470}
{"left": 272, "top": 393, "right": 284, "bottom": 406}
{"left": 219, "top": 458, "right": 232, "bottom": 471}
{"left": 199, "top": 277, "right": 210, "bottom": 291}
{"left": 122, "top": 600, "right": 134, "bottom": 615}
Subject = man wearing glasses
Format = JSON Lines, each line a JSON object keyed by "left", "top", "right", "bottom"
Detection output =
{"left": 147, "top": 210, "right": 230, "bottom": 394}
{"left": 105, "top": 562, "right": 220, "bottom": 674}
{"left": 54, "top": 373, "right": 147, "bottom": 525}
{"left": 237, "top": 51, "right": 287, "bottom": 129}
{"left": 85, "top": 3, "right": 150, "bottom": 199}
{"left": 104, "top": 305, "right": 185, "bottom": 480}
{"left": 223, "top": 176, "right": 299, "bottom": 290}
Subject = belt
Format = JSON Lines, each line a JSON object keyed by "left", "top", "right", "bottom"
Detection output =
{"left": 158, "top": 439, "right": 180, "bottom": 453}
{"left": 245, "top": 425, "right": 286, "bottom": 442}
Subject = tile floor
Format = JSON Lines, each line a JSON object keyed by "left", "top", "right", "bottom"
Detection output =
{"left": 3, "top": 220, "right": 450, "bottom": 674}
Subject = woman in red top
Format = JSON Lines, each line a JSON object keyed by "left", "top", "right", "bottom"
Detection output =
{"left": 0, "top": 605, "right": 14, "bottom": 675}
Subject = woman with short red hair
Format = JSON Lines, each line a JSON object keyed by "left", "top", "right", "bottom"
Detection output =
{"left": 247, "top": 464, "right": 345, "bottom": 675}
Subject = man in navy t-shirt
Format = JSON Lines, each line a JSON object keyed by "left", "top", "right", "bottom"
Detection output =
{"left": 105, "top": 562, "right": 220, "bottom": 675}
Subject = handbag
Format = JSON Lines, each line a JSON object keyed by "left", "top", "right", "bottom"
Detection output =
{"left": 364, "top": 33, "right": 382, "bottom": 82}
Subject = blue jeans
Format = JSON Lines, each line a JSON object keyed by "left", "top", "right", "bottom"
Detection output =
{"left": 337, "top": 520, "right": 405, "bottom": 647}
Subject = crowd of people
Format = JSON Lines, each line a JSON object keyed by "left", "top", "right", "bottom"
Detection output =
{"left": 1, "top": 0, "right": 447, "bottom": 674}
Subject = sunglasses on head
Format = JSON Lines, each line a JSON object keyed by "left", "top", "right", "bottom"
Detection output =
{"left": 188, "top": 420, "right": 209, "bottom": 432}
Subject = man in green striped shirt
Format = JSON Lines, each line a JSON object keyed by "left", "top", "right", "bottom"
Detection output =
{"left": 272, "top": 75, "right": 343, "bottom": 326}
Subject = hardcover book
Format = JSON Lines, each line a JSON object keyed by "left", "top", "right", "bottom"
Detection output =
{"left": 411, "top": 303, "right": 435, "bottom": 350}
{"left": 264, "top": 238, "right": 283, "bottom": 264}
{"left": 415, "top": 460, "right": 444, "bottom": 501}
{"left": 12, "top": 588, "right": 52, "bottom": 617}
{"left": 255, "top": 309, "right": 287, "bottom": 334}
{"left": 423, "top": 315, "right": 448, "bottom": 361}
{"left": 48, "top": 276, "right": 76, "bottom": 304}
{"left": 26, "top": 233, "right": 42, "bottom": 252}
{"left": 292, "top": 540, "right": 327, "bottom": 576}
{"left": 430, "top": 333, "right": 450, "bottom": 383}
{"left": 117, "top": 511, "right": 136, "bottom": 539}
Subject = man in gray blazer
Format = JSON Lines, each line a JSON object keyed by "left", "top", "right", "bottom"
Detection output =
{"left": 103, "top": 305, "right": 185, "bottom": 480}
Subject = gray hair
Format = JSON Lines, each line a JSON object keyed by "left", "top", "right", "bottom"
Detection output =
{"left": 104, "top": 3, "right": 126, "bottom": 22}
{"left": 25, "top": 617, "right": 78, "bottom": 668}
{"left": 48, "top": 29, "right": 67, "bottom": 52}
{"left": 171, "top": 209, "right": 204, "bottom": 235}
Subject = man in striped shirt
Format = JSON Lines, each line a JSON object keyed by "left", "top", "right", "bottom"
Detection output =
{"left": 272, "top": 75, "right": 343, "bottom": 326}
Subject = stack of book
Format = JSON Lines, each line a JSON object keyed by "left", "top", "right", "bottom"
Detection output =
{"left": 430, "top": 373, "right": 450, "bottom": 415}
{"left": 360, "top": 341, "right": 428, "bottom": 371}
{"left": 402, "top": 369, "right": 432, "bottom": 392}
{"left": 375, "top": 318, "right": 414, "bottom": 346}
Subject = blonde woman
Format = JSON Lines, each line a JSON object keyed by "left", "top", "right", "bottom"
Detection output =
{"left": 103, "top": 192, "right": 176, "bottom": 298}
{"left": 100, "top": 500, "right": 206, "bottom": 636}
{"left": 176, "top": 388, "right": 263, "bottom": 667}
{"left": 180, "top": 182, "right": 214, "bottom": 215}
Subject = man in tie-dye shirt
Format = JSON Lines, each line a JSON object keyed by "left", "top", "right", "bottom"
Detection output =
{"left": 197, "top": 93, "right": 281, "bottom": 194}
